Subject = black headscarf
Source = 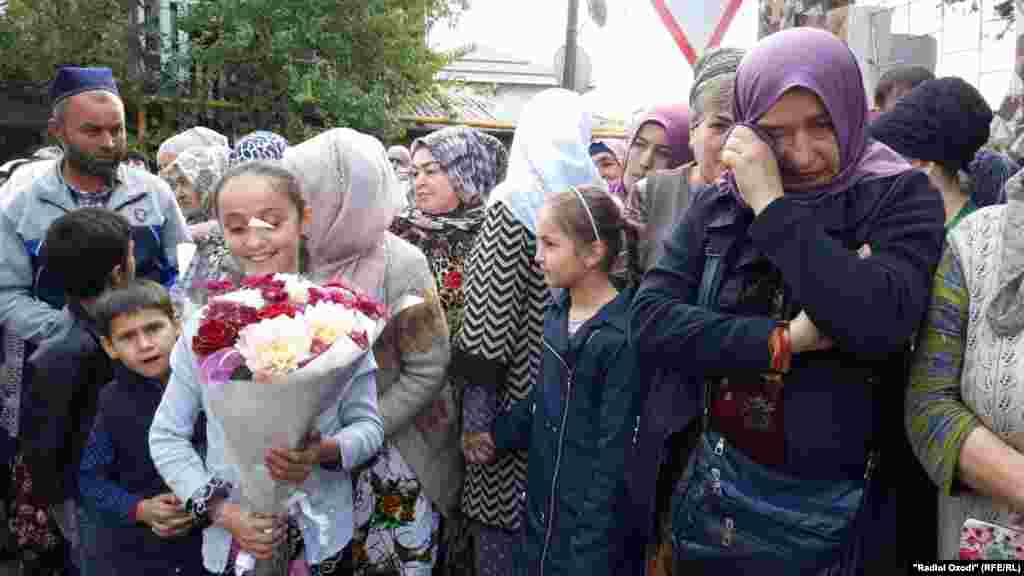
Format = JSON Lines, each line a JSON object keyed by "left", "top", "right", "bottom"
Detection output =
{"left": 870, "top": 77, "right": 993, "bottom": 173}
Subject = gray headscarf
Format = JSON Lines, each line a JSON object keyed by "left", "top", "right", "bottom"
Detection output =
{"left": 158, "top": 127, "right": 229, "bottom": 160}
{"left": 689, "top": 47, "right": 745, "bottom": 126}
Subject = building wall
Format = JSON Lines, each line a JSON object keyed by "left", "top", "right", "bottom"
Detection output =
{"left": 761, "top": 0, "right": 1019, "bottom": 109}
{"left": 489, "top": 84, "right": 553, "bottom": 123}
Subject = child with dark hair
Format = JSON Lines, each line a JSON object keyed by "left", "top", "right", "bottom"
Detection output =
{"left": 79, "top": 280, "right": 204, "bottom": 575}
{"left": 466, "top": 185, "right": 636, "bottom": 576}
{"left": 874, "top": 65, "right": 935, "bottom": 112}
{"left": 19, "top": 207, "right": 136, "bottom": 573}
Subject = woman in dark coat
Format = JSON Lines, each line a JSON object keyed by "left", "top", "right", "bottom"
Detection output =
{"left": 628, "top": 27, "right": 945, "bottom": 574}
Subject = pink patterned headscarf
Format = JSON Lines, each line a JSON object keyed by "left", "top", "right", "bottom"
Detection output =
{"left": 283, "top": 128, "right": 404, "bottom": 294}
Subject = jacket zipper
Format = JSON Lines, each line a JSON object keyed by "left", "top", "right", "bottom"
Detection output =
{"left": 112, "top": 194, "right": 147, "bottom": 212}
{"left": 538, "top": 331, "right": 598, "bottom": 576}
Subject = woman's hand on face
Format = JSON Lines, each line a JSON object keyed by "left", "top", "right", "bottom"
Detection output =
{"left": 789, "top": 310, "right": 834, "bottom": 354}
{"left": 720, "top": 125, "right": 785, "bottom": 215}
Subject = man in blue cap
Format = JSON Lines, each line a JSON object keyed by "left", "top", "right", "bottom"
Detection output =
{"left": 0, "top": 66, "right": 189, "bottom": 344}
{"left": 0, "top": 66, "right": 189, "bottom": 575}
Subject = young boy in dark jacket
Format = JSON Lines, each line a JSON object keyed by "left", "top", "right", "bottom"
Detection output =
{"left": 20, "top": 208, "right": 137, "bottom": 573}
{"left": 78, "top": 280, "right": 203, "bottom": 575}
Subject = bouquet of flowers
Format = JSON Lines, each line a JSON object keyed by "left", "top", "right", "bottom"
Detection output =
{"left": 191, "top": 273, "right": 386, "bottom": 576}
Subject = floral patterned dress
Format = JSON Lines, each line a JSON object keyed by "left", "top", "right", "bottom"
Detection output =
{"left": 347, "top": 206, "right": 483, "bottom": 576}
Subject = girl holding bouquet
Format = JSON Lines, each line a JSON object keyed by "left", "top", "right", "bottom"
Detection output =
{"left": 150, "top": 160, "right": 385, "bottom": 576}
{"left": 284, "top": 129, "right": 456, "bottom": 576}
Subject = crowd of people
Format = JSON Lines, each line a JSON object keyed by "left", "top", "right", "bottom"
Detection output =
{"left": 2, "top": 24, "right": 1024, "bottom": 576}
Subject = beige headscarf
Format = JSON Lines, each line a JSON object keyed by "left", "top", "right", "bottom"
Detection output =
{"left": 282, "top": 128, "right": 403, "bottom": 295}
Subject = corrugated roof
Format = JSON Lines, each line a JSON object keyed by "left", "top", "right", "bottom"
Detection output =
{"left": 437, "top": 46, "right": 559, "bottom": 87}
{"left": 403, "top": 88, "right": 627, "bottom": 138}
{"left": 407, "top": 89, "right": 500, "bottom": 123}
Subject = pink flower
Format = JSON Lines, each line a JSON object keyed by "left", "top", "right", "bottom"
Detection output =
{"left": 261, "top": 286, "right": 288, "bottom": 303}
{"left": 350, "top": 329, "right": 369, "bottom": 350}
{"left": 205, "top": 279, "right": 235, "bottom": 295}
{"left": 960, "top": 548, "right": 982, "bottom": 560}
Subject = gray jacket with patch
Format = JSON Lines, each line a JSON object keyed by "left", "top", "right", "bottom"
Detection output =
{"left": 0, "top": 161, "right": 190, "bottom": 345}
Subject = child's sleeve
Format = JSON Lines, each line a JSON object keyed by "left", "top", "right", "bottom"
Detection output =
{"left": 325, "top": 353, "right": 384, "bottom": 471}
{"left": 79, "top": 405, "right": 145, "bottom": 525}
{"left": 492, "top": 385, "right": 533, "bottom": 453}
{"left": 150, "top": 320, "right": 222, "bottom": 513}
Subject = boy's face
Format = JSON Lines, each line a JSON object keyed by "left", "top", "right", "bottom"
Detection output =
{"left": 101, "top": 308, "right": 179, "bottom": 381}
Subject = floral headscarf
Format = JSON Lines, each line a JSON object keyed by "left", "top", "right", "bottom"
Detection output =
{"left": 398, "top": 127, "right": 509, "bottom": 237}
{"left": 229, "top": 131, "right": 289, "bottom": 167}
{"left": 411, "top": 126, "right": 508, "bottom": 207}
{"left": 169, "top": 145, "right": 231, "bottom": 222}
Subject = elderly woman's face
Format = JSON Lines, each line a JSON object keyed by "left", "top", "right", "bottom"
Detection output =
{"left": 690, "top": 105, "right": 734, "bottom": 185}
{"left": 163, "top": 166, "right": 202, "bottom": 217}
{"left": 412, "top": 148, "right": 460, "bottom": 215}
{"left": 757, "top": 88, "right": 840, "bottom": 190}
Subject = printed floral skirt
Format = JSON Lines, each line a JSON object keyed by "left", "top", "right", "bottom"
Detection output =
{"left": 9, "top": 451, "right": 62, "bottom": 571}
{"left": 352, "top": 444, "right": 440, "bottom": 576}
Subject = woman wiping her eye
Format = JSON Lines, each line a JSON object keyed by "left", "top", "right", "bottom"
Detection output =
{"left": 629, "top": 27, "right": 945, "bottom": 574}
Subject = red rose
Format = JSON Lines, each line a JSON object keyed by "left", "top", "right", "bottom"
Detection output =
{"left": 258, "top": 302, "right": 299, "bottom": 320}
{"left": 350, "top": 329, "right": 369, "bottom": 350}
{"left": 241, "top": 274, "right": 284, "bottom": 289}
{"left": 354, "top": 294, "right": 386, "bottom": 320}
{"left": 307, "top": 288, "right": 326, "bottom": 306}
{"left": 261, "top": 286, "right": 288, "bottom": 303}
{"left": 205, "top": 301, "right": 260, "bottom": 331}
{"left": 443, "top": 270, "right": 463, "bottom": 291}
{"left": 204, "top": 279, "right": 235, "bottom": 295}
{"left": 192, "top": 318, "right": 238, "bottom": 356}
{"left": 329, "top": 291, "right": 353, "bottom": 307}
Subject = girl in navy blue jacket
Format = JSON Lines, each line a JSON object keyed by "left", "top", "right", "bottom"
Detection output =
{"left": 464, "top": 185, "right": 636, "bottom": 576}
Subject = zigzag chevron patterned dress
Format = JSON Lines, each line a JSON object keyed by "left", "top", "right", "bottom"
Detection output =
{"left": 454, "top": 201, "right": 546, "bottom": 532}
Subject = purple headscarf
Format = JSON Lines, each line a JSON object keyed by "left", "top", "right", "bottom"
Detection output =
{"left": 615, "top": 103, "right": 694, "bottom": 199}
{"left": 628, "top": 104, "right": 694, "bottom": 169}
{"left": 728, "top": 27, "right": 908, "bottom": 202}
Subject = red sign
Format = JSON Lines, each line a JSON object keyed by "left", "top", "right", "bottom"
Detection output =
{"left": 651, "top": 0, "right": 745, "bottom": 67}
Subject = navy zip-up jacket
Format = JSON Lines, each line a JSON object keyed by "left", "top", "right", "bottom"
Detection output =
{"left": 494, "top": 287, "right": 637, "bottom": 576}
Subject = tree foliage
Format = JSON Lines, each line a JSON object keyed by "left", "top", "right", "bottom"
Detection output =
{"left": 176, "top": 0, "right": 468, "bottom": 140}
{"left": 0, "top": 0, "right": 147, "bottom": 94}
{"left": 0, "top": 0, "right": 468, "bottom": 143}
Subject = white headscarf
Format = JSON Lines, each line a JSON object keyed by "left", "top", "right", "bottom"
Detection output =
{"left": 158, "top": 127, "right": 229, "bottom": 160}
{"left": 488, "top": 88, "right": 603, "bottom": 235}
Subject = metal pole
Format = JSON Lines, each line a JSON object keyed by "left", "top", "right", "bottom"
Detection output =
{"left": 563, "top": 0, "right": 579, "bottom": 90}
